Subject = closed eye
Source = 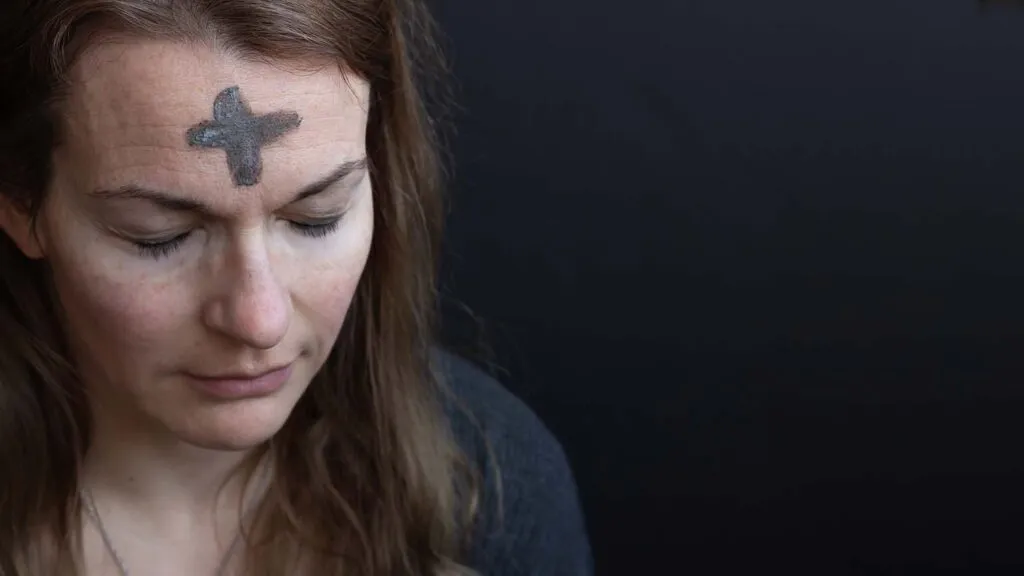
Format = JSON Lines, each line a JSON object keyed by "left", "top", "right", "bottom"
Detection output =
{"left": 287, "top": 216, "right": 343, "bottom": 238}
{"left": 133, "top": 233, "right": 191, "bottom": 260}
{"left": 128, "top": 214, "right": 346, "bottom": 260}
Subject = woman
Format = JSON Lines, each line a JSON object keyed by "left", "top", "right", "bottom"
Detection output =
{"left": 0, "top": 0, "right": 591, "bottom": 574}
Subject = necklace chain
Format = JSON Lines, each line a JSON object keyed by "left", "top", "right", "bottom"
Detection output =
{"left": 81, "top": 488, "right": 245, "bottom": 576}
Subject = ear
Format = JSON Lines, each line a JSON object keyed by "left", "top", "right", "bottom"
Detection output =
{"left": 0, "top": 195, "right": 45, "bottom": 260}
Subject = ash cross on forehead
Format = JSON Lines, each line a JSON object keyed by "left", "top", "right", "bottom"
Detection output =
{"left": 186, "top": 86, "right": 302, "bottom": 187}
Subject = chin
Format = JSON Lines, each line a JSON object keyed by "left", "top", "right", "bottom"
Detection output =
{"left": 165, "top": 397, "right": 298, "bottom": 451}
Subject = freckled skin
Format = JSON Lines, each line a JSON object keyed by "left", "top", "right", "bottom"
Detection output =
{"left": 29, "top": 40, "right": 375, "bottom": 450}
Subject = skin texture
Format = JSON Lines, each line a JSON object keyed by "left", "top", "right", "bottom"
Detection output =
{"left": 1, "top": 38, "right": 373, "bottom": 574}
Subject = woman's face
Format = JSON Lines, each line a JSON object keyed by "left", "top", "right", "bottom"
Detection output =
{"left": 4, "top": 39, "right": 374, "bottom": 450}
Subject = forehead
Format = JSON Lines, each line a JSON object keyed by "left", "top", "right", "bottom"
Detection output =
{"left": 58, "top": 38, "right": 370, "bottom": 198}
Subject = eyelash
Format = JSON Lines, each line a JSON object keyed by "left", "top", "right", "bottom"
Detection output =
{"left": 134, "top": 234, "right": 190, "bottom": 260}
{"left": 132, "top": 217, "right": 345, "bottom": 260}
{"left": 288, "top": 218, "right": 342, "bottom": 239}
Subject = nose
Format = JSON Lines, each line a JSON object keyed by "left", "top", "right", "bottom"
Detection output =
{"left": 202, "top": 240, "right": 291, "bottom": 350}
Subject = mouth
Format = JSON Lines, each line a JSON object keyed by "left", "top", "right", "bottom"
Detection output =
{"left": 185, "top": 363, "right": 294, "bottom": 400}
{"left": 190, "top": 364, "right": 293, "bottom": 381}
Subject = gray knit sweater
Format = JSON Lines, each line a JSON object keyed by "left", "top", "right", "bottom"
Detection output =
{"left": 437, "top": 352, "right": 594, "bottom": 576}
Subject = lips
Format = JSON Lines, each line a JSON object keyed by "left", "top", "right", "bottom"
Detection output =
{"left": 190, "top": 364, "right": 292, "bottom": 381}
{"left": 186, "top": 363, "right": 294, "bottom": 400}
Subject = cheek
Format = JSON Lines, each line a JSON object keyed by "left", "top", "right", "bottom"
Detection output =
{"left": 42, "top": 193, "right": 187, "bottom": 342}
{"left": 301, "top": 268, "right": 360, "bottom": 335}
{"left": 297, "top": 201, "right": 374, "bottom": 338}
{"left": 47, "top": 234, "right": 189, "bottom": 362}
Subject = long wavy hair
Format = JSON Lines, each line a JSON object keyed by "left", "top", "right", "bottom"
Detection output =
{"left": 0, "top": 0, "right": 476, "bottom": 573}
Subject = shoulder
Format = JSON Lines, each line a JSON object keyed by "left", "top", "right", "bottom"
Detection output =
{"left": 432, "top": 350, "right": 594, "bottom": 576}
{"left": 432, "top": 350, "right": 569, "bottom": 483}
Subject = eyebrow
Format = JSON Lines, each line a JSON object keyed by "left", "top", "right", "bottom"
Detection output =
{"left": 88, "top": 157, "right": 368, "bottom": 214}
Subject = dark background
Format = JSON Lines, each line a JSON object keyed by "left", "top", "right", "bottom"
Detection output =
{"left": 434, "top": 0, "right": 1024, "bottom": 573}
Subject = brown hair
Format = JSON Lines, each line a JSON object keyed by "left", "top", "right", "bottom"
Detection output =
{"left": 0, "top": 0, "right": 477, "bottom": 573}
